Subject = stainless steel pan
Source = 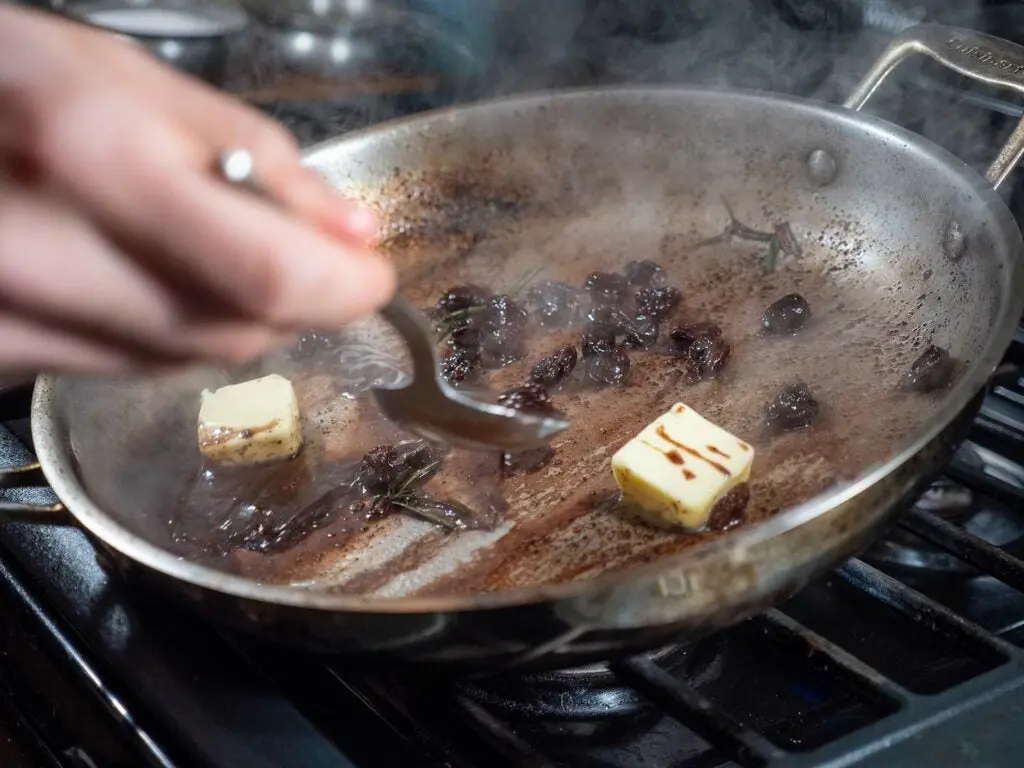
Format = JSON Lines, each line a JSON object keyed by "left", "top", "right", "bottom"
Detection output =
{"left": 3, "top": 24, "right": 1024, "bottom": 671}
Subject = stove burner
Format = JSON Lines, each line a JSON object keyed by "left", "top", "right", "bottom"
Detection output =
{"left": 865, "top": 478, "right": 1024, "bottom": 574}
{"left": 457, "top": 639, "right": 721, "bottom": 722}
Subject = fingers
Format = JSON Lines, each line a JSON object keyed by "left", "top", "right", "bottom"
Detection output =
{"left": 166, "top": 93, "right": 381, "bottom": 247}
{"left": 0, "top": 6, "right": 396, "bottom": 378}
{"left": 82, "top": 38, "right": 382, "bottom": 247}
{"left": 0, "top": 313, "right": 145, "bottom": 376}
{"left": 0, "top": 179, "right": 181, "bottom": 345}
{"left": 138, "top": 171, "right": 397, "bottom": 328}
{"left": 0, "top": 179, "right": 291, "bottom": 366}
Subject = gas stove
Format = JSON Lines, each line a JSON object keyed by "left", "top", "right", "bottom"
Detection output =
{"left": 5, "top": 2, "right": 1024, "bottom": 767}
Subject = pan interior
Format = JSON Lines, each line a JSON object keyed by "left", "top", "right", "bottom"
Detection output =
{"left": 50, "top": 89, "right": 1016, "bottom": 601}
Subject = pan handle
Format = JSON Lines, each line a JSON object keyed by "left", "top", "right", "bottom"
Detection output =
{"left": 0, "top": 461, "right": 66, "bottom": 519}
{"left": 845, "top": 23, "right": 1024, "bottom": 189}
{"left": 0, "top": 382, "right": 67, "bottom": 520}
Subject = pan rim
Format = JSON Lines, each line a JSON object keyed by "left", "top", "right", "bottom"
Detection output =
{"left": 29, "top": 84, "right": 1024, "bottom": 614}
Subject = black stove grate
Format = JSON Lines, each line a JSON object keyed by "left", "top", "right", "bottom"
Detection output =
{"left": 4, "top": 25, "right": 1024, "bottom": 762}
{"left": 381, "top": 553, "right": 1024, "bottom": 768}
{"left": 301, "top": 353, "right": 1024, "bottom": 768}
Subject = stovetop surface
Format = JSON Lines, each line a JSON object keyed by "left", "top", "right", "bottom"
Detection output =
{"left": 6, "top": 2, "right": 1024, "bottom": 767}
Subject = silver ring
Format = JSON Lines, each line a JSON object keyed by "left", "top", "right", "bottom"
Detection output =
{"left": 218, "top": 148, "right": 255, "bottom": 185}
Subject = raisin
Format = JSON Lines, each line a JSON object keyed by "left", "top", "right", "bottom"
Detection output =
{"left": 762, "top": 293, "right": 810, "bottom": 335}
{"left": 481, "top": 327, "right": 526, "bottom": 369}
{"left": 765, "top": 383, "right": 820, "bottom": 432}
{"left": 635, "top": 286, "right": 681, "bottom": 320}
{"left": 624, "top": 314, "right": 660, "bottom": 350}
{"left": 484, "top": 294, "right": 528, "bottom": 331}
{"left": 401, "top": 442, "right": 441, "bottom": 473}
{"left": 526, "top": 281, "right": 582, "bottom": 329}
{"left": 498, "top": 383, "right": 555, "bottom": 413}
{"left": 359, "top": 443, "right": 443, "bottom": 495}
{"left": 447, "top": 325, "right": 484, "bottom": 352}
{"left": 581, "top": 325, "right": 617, "bottom": 358}
{"left": 586, "top": 304, "right": 630, "bottom": 334}
{"left": 682, "top": 338, "right": 731, "bottom": 384}
{"left": 529, "top": 345, "right": 578, "bottom": 388}
{"left": 898, "top": 345, "right": 955, "bottom": 393}
{"left": 358, "top": 445, "right": 401, "bottom": 494}
{"left": 586, "top": 346, "right": 631, "bottom": 386}
{"left": 437, "top": 284, "right": 489, "bottom": 314}
{"left": 441, "top": 348, "right": 481, "bottom": 384}
{"left": 624, "top": 259, "right": 666, "bottom": 287}
{"left": 707, "top": 483, "right": 750, "bottom": 531}
{"left": 669, "top": 322, "right": 721, "bottom": 354}
{"left": 584, "top": 271, "right": 629, "bottom": 305}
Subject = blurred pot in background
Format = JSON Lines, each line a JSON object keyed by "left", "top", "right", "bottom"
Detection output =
{"left": 51, "top": 0, "right": 249, "bottom": 85}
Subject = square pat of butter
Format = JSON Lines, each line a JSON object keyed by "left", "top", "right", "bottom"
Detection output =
{"left": 611, "top": 403, "right": 753, "bottom": 529}
{"left": 197, "top": 374, "right": 302, "bottom": 466}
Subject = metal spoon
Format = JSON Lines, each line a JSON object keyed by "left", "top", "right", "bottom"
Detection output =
{"left": 218, "top": 149, "right": 570, "bottom": 451}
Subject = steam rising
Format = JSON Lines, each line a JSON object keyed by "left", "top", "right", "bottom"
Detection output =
{"left": 459, "top": 0, "right": 1010, "bottom": 183}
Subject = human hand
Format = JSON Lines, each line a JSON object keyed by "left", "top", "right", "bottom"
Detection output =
{"left": 0, "top": 6, "right": 396, "bottom": 376}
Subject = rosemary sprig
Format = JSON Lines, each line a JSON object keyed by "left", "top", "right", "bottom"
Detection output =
{"left": 390, "top": 459, "right": 442, "bottom": 495}
{"left": 431, "top": 266, "right": 544, "bottom": 344}
{"left": 432, "top": 305, "right": 485, "bottom": 343}
{"left": 374, "top": 456, "right": 479, "bottom": 531}
{"left": 508, "top": 263, "right": 545, "bottom": 299}
{"left": 694, "top": 198, "right": 796, "bottom": 275}
{"left": 390, "top": 495, "right": 474, "bottom": 531}
{"left": 721, "top": 198, "right": 776, "bottom": 243}
{"left": 763, "top": 236, "right": 781, "bottom": 276}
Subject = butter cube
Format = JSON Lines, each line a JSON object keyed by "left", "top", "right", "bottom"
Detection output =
{"left": 197, "top": 374, "right": 302, "bottom": 466}
{"left": 611, "top": 403, "right": 753, "bottom": 530}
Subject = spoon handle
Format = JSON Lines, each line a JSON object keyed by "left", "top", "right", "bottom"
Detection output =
{"left": 377, "top": 294, "right": 441, "bottom": 384}
{"left": 217, "top": 149, "right": 424, "bottom": 366}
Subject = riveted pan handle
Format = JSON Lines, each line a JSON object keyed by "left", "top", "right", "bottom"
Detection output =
{"left": 845, "top": 23, "right": 1024, "bottom": 189}
{"left": 0, "top": 382, "right": 67, "bottom": 521}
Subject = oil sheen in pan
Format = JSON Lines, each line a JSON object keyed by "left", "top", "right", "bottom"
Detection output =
{"left": 73, "top": 165, "right": 952, "bottom": 599}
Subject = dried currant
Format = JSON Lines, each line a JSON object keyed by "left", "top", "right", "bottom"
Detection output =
{"left": 765, "top": 383, "right": 820, "bottom": 432}
{"left": 484, "top": 294, "right": 529, "bottom": 331}
{"left": 401, "top": 442, "right": 441, "bottom": 473}
{"left": 447, "top": 325, "right": 484, "bottom": 352}
{"left": 682, "top": 338, "right": 731, "bottom": 384}
{"left": 481, "top": 326, "right": 526, "bottom": 368}
{"left": 586, "top": 304, "right": 630, "bottom": 334}
{"left": 624, "top": 259, "right": 666, "bottom": 287}
{"left": 441, "top": 348, "right": 482, "bottom": 384}
{"left": 635, "top": 286, "right": 681, "bottom": 320}
{"left": 358, "top": 445, "right": 401, "bottom": 494}
{"left": 586, "top": 346, "right": 631, "bottom": 387}
{"left": 898, "top": 345, "right": 955, "bottom": 393}
{"left": 762, "top": 293, "right": 810, "bottom": 335}
{"left": 584, "top": 271, "right": 629, "bottom": 305}
{"left": 623, "top": 314, "right": 660, "bottom": 350}
{"left": 669, "top": 322, "right": 722, "bottom": 354}
{"left": 529, "top": 345, "right": 578, "bottom": 388}
{"left": 581, "top": 325, "right": 616, "bottom": 358}
{"left": 707, "top": 483, "right": 750, "bottom": 531}
{"left": 498, "top": 383, "right": 555, "bottom": 413}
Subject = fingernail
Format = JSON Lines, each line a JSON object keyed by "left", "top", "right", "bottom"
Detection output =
{"left": 347, "top": 204, "right": 379, "bottom": 237}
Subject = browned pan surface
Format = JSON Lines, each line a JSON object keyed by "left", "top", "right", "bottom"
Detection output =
{"left": 52, "top": 89, "right": 1013, "bottom": 600}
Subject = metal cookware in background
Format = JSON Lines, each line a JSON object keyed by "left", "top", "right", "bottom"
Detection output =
{"left": 2, "top": 23, "right": 1024, "bottom": 672}
{"left": 50, "top": 0, "right": 250, "bottom": 84}
{"left": 235, "top": 0, "right": 482, "bottom": 97}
